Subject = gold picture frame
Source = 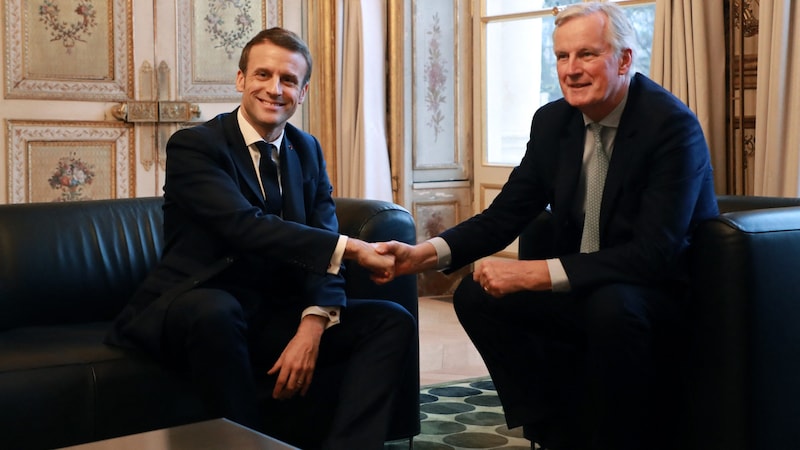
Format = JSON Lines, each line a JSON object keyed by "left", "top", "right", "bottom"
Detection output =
{"left": 6, "top": 120, "right": 135, "bottom": 203}
{"left": 3, "top": 0, "right": 133, "bottom": 101}
{"left": 176, "top": 0, "right": 282, "bottom": 101}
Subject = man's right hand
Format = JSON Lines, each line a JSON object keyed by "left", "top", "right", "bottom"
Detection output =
{"left": 374, "top": 241, "right": 439, "bottom": 279}
{"left": 344, "top": 238, "right": 396, "bottom": 283}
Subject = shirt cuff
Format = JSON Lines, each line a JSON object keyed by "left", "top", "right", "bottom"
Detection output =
{"left": 546, "top": 258, "right": 571, "bottom": 292}
{"left": 327, "top": 235, "right": 348, "bottom": 275}
{"left": 427, "top": 237, "right": 452, "bottom": 270}
{"left": 302, "top": 306, "right": 341, "bottom": 329}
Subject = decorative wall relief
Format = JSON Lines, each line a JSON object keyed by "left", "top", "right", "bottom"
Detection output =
{"left": 47, "top": 151, "right": 98, "bottom": 202}
{"left": 412, "top": 183, "right": 472, "bottom": 296}
{"left": 176, "top": 0, "right": 282, "bottom": 101}
{"left": 38, "top": 0, "right": 98, "bottom": 53}
{"left": 424, "top": 12, "right": 448, "bottom": 142}
{"left": 413, "top": 0, "right": 456, "bottom": 166}
{"left": 4, "top": 0, "right": 133, "bottom": 100}
{"left": 204, "top": 0, "right": 256, "bottom": 59}
{"left": 6, "top": 120, "right": 135, "bottom": 203}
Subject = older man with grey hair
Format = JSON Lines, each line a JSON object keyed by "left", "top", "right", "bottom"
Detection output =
{"left": 378, "top": 2, "right": 718, "bottom": 449}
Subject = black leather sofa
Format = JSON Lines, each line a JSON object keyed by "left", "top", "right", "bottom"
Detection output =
{"left": 684, "top": 195, "right": 800, "bottom": 450}
{"left": 519, "top": 194, "right": 800, "bottom": 450}
{"left": 0, "top": 196, "right": 420, "bottom": 449}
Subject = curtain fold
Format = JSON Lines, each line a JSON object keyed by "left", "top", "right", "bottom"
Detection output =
{"left": 651, "top": 0, "right": 727, "bottom": 193}
{"left": 337, "top": 0, "right": 393, "bottom": 201}
{"left": 753, "top": 0, "right": 800, "bottom": 196}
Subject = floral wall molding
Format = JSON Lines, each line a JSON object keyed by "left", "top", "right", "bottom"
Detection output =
{"left": 38, "top": 0, "right": 98, "bottom": 53}
{"left": 4, "top": 0, "right": 133, "bottom": 100}
{"left": 6, "top": 120, "right": 135, "bottom": 203}
{"left": 176, "top": 0, "right": 282, "bottom": 101}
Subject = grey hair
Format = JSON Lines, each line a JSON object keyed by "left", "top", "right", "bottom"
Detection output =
{"left": 554, "top": 2, "right": 635, "bottom": 58}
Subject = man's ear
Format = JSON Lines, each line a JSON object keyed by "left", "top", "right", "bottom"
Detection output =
{"left": 235, "top": 70, "right": 245, "bottom": 93}
{"left": 618, "top": 48, "right": 633, "bottom": 75}
{"left": 297, "top": 82, "right": 309, "bottom": 104}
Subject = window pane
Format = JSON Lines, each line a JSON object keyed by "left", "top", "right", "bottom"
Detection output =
{"left": 622, "top": 4, "right": 656, "bottom": 77}
{"left": 484, "top": 2, "right": 655, "bottom": 166}
{"left": 486, "top": 16, "right": 557, "bottom": 165}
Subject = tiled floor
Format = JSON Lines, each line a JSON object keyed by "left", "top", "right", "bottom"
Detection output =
{"left": 418, "top": 295, "right": 489, "bottom": 387}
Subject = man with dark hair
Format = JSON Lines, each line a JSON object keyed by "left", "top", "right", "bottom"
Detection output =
{"left": 378, "top": 3, "right": 718, "bottom": 449}
{"left": 107, "top": 28, "right": 415, "bottom": 450}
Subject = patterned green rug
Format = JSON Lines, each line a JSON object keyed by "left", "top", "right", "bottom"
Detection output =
{"left": 386, "top": 377, "right": 534, "bottom": 450}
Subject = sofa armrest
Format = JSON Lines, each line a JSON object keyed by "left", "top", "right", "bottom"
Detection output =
{"left": 334, "top": 197, "right": 420, "bottom": 441}
{"left": 334, "top": 197, "right": 417, "bottom": 311}
{"left": 686, "top": 205, "right": 800, "bottom": 450}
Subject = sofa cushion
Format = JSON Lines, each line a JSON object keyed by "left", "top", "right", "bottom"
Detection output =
{"left": 0, "top": 322, "right": 212, "bottom": 449}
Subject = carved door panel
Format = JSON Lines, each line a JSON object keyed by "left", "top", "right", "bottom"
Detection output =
{"left": 1, "top": 0, "right": 281, "bottom": 203}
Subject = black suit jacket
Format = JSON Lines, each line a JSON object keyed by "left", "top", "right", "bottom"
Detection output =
{"left": 107, "top": 109, "right": 345, "bottom": 356}
{"left": 441, "top": 73, "right": 719, "bottom": 293}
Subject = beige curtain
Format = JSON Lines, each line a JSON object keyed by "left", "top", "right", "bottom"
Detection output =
{"left": 337, "top": 0, "right": 393, "bottom": 201}
{"left": 753, "top": 0, "right": 800, "bottom": 196}
{"left": 651, "top": 0, "right": 727, "bottom": 193}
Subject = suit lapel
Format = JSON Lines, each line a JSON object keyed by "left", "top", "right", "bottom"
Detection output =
{"left": 555, "top": 112, "right": 586, "bottom": 212}
{"left": 223, "top": 111, "right": 266, "bottom": 207}
{"left": 601, "top": 126, "right": 635, "bottom": 221}
{"left": 599, "top": 76, "right": 642, "bottom": 226}
{"left": 280, "top": 137, "right": 306, "bottom": 223}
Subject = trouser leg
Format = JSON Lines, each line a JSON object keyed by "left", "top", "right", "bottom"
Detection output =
{"left": 582, "top": 283, "right": 682, "bottom": 450}
{"left": 320, "top": 299, "right": 416, "bottom": 450}
{"left": 162, "top": 288, "right": 261, "bottom": 430}
{"left": 249, "top": 299, "right": 416, "bottom": 450}
{"left": 453, "top": 276, "right": 585, "bottom": 448}
{"left": 453, "top": 276, "right": 683, "bottom": 450}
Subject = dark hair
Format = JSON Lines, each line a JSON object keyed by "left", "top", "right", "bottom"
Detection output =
{"left": 238, "top": 27, "right": 313, "bottom": 86}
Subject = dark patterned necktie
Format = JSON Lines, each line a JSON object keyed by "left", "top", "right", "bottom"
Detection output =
{"left": 255, "top": 141, "right": 281, "bottom": 215}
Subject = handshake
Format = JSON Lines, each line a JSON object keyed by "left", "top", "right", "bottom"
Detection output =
{"left": 345, "top": 237, "right": 553, "bottom": 296}
{"left": 344, "top": 238, "right": 437, "bottom": 284}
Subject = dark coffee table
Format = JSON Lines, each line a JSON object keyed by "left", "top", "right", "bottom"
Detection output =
{"left": 58, "top": 418, "right": 299, "bottom": 449}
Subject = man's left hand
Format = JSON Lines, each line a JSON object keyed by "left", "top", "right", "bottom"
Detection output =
{"left": 473, "top": 259, "right": 552, "bottom": 297}
{"left": 267, "top": 314, "right": 325, "bottom": 399}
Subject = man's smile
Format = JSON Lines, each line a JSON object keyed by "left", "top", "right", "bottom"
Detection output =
{"left": 259, "top": 98, "right": 283, "bottom": 108}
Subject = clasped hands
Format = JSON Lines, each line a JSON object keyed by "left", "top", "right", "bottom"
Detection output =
{"left": 362, "top": 240, "right": 553, "bottom": 297}
{"left": 349, "top": 240, "right": 436, "bottom": 285}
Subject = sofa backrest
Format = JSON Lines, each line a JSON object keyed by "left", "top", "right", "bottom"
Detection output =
{"left": 0, "top": 197, "right": 164, "bottom": 331}
{"left": 716, "top": 194, "right": 800, "bottom": 213}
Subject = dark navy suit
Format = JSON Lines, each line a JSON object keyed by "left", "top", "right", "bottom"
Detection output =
{"left": 107, "top": 109, "right": 414, "bottom": 450}
{"left": 446, "top": 74, "right": 719, "bottom": 450}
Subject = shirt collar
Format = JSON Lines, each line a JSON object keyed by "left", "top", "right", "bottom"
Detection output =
{"left": 237, "top": 108, "right": 284, "bottom": 150}
{"left": 583, "top": 88, "right": 629, "bottom": 129}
